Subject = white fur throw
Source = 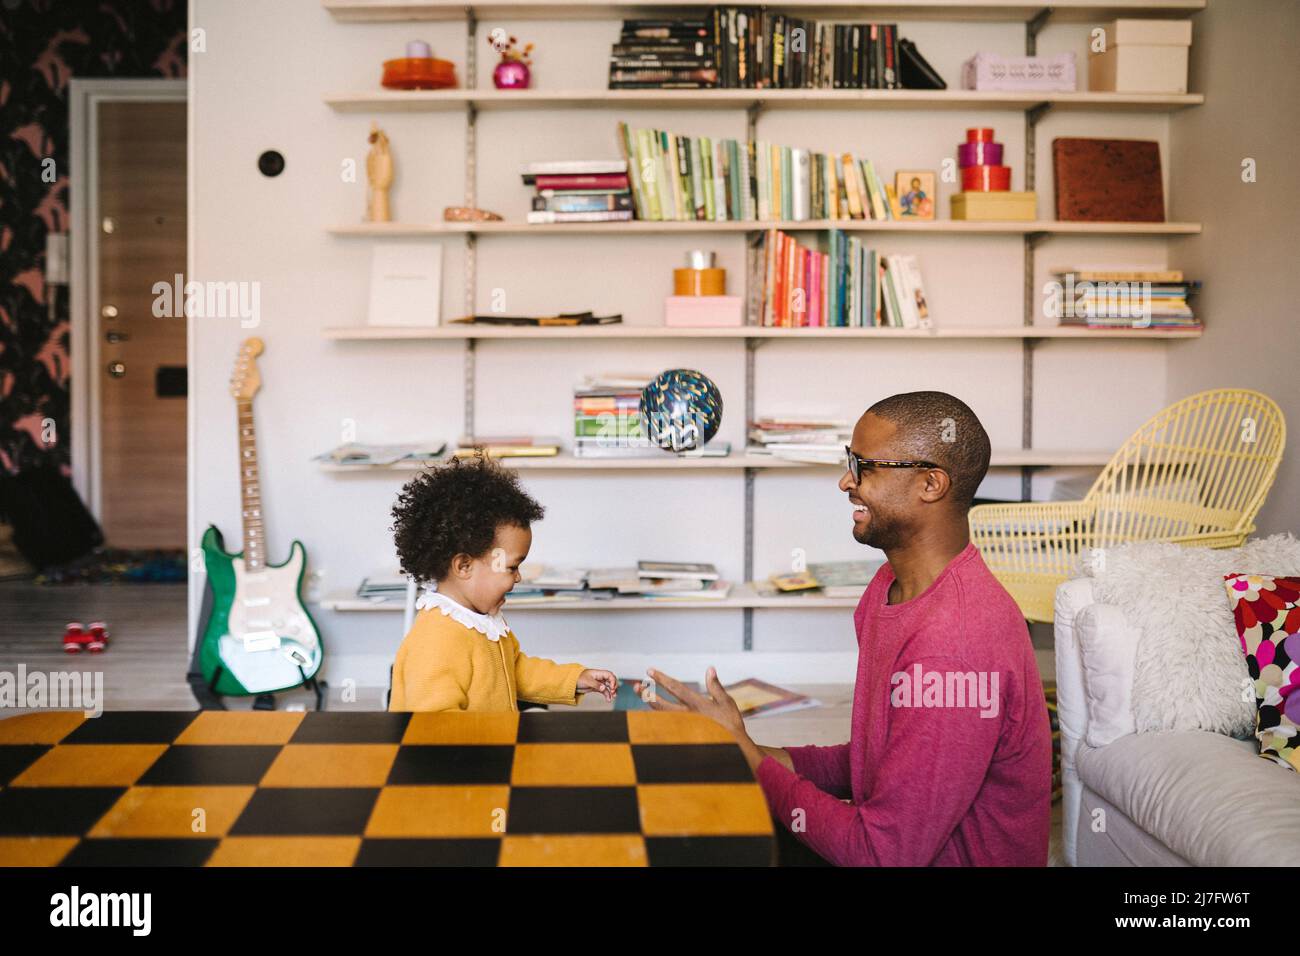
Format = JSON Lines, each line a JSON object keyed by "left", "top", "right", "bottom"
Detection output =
{"left": 1079, "top": 534, "right": 1300, "bottom": 736}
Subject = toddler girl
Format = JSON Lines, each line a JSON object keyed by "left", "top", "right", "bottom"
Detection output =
{"left": 388, "top": 455, "right": 617, "bottom": 712}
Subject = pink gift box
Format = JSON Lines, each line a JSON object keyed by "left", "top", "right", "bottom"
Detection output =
{"left": 664, "top": 295, "right": 744, "bottom": 327}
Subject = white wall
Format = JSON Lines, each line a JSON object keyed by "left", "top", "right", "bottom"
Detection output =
{"left": 190, "top": 0, "right": 1188, "bottom": 688}
{"left": 1168, "top": 0, "right": 1299, "bottom": 536}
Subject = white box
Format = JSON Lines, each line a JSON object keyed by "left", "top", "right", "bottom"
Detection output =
{"left": 962, "top": 52, "right": 1077, "bottom": 92}
{"left": 1090, "top": 18, "right": 1192, "bottom": 93}
{"left": 1104, "top": 18, "right": 1193, "bottom": 47}
{"left": 1089, "top": 44, "right": 1189, "bottom": 93}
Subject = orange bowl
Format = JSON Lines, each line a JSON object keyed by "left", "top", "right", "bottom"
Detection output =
{"left": 381, "top": 57, "right": 458, "bottom": 90}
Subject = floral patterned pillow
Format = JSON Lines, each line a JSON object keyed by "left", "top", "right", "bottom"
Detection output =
{"left": 1223, "top": 573, "right": 1300, "bottom": 771}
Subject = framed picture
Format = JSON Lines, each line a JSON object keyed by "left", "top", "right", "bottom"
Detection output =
{"left": 894, "top": 170, "right": 936, "bottom": 220}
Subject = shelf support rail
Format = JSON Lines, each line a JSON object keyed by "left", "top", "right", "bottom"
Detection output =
{"left": 462, "top": 11, "right": 478, "bottom": 437}
{"left": 1020, "top": 10, "right": 1054, "bottom": 502}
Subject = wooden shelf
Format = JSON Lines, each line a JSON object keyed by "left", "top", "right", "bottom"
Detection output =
{"left": 324, "top": 0, "right": 1204, "bottom": 24}
{"left": 318, "top": 448, "right": 1113, "bottom": 472}
{"left": 325, "top": 89, "right": 1204, "bottom": 113}
{"left": 318, "top": 582, "right": 861, "bottom": 612}
{"left": 328, "top": 219, "right": 1201, "bottom": 237}
{"left": 324, "top": 323, "right": 1202, "bottom": 340}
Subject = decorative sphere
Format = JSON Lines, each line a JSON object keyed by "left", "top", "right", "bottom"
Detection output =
{"left": 640, "top": 369, "right": 723, "bottom": 452}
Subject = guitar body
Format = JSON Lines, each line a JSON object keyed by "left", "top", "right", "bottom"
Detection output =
{"left": 198, "top": 525, "right": 323, "bottom": 696}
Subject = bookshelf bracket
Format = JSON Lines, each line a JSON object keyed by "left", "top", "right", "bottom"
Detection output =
{"left": 1026, "top": 8, "right": 1055, "bottom": 55}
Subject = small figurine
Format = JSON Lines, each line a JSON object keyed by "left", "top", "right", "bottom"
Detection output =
{"left": 489, "top": 29, "right": 534, "bottom": 89}
{"left": 366, "top": 122, "right": 394, "bottom": 222}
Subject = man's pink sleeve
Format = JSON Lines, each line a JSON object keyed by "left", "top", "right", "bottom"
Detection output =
{"left": 784, "top": 744, "right": 852, "bottom": 800}
{"left": 756, "top": 658, "right": 1002, "bottom": 866}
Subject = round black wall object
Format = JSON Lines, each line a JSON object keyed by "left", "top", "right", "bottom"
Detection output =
{"left": 257, "top": 150, "right": 286, "bottom": 177}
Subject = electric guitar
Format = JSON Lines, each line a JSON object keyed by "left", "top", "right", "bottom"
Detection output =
{"left": 197, "top": 337, "right": 323, "bottom": 697}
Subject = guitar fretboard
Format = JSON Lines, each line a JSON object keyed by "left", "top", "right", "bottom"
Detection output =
{"left": 236, "top": 399, "right": 265, "bottom": 572}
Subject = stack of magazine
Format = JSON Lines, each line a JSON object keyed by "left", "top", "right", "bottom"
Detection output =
{"left": 315, "top": 442, "right": 445, "bottom": 467}
{"left": 764, "top": 558, "right": 883, "bottom": 597}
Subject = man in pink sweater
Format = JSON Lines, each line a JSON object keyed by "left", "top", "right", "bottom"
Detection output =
{"left": 644, "top": 391, "right": 1052, "bottom": 866}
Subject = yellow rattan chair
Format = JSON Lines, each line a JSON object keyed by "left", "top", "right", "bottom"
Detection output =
{"left": 969, "top": 389, "right": 1286, "bottom": 622}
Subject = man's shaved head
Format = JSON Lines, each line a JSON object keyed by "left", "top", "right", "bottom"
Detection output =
{"left": 865, "top": 391, "right": 991, "bottom": 509}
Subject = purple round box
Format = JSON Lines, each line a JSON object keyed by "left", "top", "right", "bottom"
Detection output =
{"left": 958, "top": 141, "right": 1004, "bottom": 168}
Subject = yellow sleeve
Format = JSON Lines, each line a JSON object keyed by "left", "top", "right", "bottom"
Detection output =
{"left": 387, "top": 619, "right": 472, "bottom": 713}
{"left": 513, "top": 643, "right": 585, "bottom": 706}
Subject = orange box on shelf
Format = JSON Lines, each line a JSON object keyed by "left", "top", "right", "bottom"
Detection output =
{"left": 664, "top": 295, "right": 744, "bottom": 327}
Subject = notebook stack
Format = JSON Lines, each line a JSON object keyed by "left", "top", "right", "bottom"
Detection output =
{"left": 1049, "top": 267, "right": 1202, "bottom": 331}
{"left": 747, "top": 416, "right": 849, "bottom": 463}
{"left": 616, "top": 122, "right": 899, "bottom": 223}
{"left": 753, "top": 229, "right": 931, "bottom": 329}
{"left": 522, "top": 160, "right": 633, "bottom": 224}
{"left": 608, "top": 18, "right": 717, "bottom": 89}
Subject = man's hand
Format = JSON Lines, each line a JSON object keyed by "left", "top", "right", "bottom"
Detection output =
{"left": 636, "top": 667, "right": 768, "bottom": 773}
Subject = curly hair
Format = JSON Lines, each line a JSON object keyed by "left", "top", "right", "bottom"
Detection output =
{"left": 391, "top": 455, "right": 544, "bottom": 584}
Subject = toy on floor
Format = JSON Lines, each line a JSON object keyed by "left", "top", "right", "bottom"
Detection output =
{"left": 62, "top": 621, "right": 109, "bottom": 654}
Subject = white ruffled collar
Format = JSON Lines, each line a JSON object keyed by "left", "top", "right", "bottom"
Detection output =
{"left": 416, "top": 586, "right": 510, "bottom": 642}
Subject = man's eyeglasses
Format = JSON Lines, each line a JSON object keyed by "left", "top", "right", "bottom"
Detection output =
{"left": 844, "top": 446, "right": 940, "bottom": 484}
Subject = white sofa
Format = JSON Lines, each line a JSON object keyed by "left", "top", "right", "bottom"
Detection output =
{"left": 1055, "top": 576, "right": 1300, "bottom": 866}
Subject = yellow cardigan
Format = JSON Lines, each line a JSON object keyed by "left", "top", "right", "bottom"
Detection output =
{"left": 388, "top": 607, "right": 586, "bottom": 712}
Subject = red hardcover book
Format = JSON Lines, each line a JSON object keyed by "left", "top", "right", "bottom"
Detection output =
{"left": 533, "top": 173, "right": 630, "bottom": 191}
{"left": 1052, "top": 138, "right": 1165, "bottom": 222}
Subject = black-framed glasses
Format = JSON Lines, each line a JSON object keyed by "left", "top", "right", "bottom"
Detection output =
{"left": 845, "top": 446, "right": 940, "bottom": 483}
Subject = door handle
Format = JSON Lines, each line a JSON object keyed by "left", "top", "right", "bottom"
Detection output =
{"left": 106, "top": 361, "right": 126, "bottom": 379}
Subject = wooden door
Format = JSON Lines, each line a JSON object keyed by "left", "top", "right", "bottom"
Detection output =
{"left": 97, "top": 100, "right": 187, "bottom": 548}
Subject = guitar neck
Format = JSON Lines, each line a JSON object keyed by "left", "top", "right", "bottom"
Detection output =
{"left": 236, "top": 399, "right": 266, "bottom": 571}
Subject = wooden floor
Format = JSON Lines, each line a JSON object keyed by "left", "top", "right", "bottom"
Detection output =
{"left": 0, "top": 580, "right": 1063, "bottom": 864}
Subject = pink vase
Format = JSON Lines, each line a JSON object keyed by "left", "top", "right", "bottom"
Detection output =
{"left": 493, "top": 59, "right": 531, "bottom": 90}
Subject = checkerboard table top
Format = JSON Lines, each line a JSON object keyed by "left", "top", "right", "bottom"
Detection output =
{"left": 0, "top": 710, "right": 774, "bottom": 867}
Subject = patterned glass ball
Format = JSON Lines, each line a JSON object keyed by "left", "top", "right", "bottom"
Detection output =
{"left": 640, "top": 368, "right": 723, "bottom": 452}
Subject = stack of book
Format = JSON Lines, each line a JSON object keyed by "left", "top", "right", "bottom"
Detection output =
{"left": 747, "top": 417, "right": 850, "bottom": 463}
{"left": 573, "top": 373, "right": 731, "bottom": 459}
{"left": 453, "top": 436, "right": 562, "bottom": 459}
{"left": 616, "top": 122, "right": 900, "bottom": 223}
{"left": 1049, "top": 267, "right": 1202, "bottom": 331}
{"left": 355, "top": 576, "right": 409, "bottom": 601}
{"left": 573, "top": 373, "right": 654, "bottom": 459}
{"left": 522, "top": 160, "right": 633, "bottom": 224}
{"left": 754, "top": 229, "right": 931, "bottom": 329}
{"left": 765, "top": 559, "right": 884, "bottom": 597}
{"left": 709, "top": 9, "right": 903, "bottom": 90}
{"left": 588, "top": 562, "right": 731, "bottom": 600}
{"left": 510, "top": 565, "right": 590, "bottom": 604}
{"left": 608, "top": 18, "right": 717, "bottom": 89}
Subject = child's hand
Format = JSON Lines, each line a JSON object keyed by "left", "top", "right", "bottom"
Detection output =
{"left": 578, "top": 669, "right": 618, "bottom": 702}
